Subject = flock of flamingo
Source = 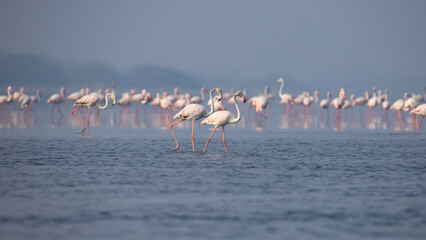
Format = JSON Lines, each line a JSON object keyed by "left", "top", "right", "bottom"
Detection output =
{"left": 0, "top": 79, "right": 425, "bottom": 152}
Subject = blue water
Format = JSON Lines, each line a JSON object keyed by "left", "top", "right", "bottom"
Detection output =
{"left": 0, "top": 106, "right": 425, "bottom": 240}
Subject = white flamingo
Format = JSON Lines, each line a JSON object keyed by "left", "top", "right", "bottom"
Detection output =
{"left": 47, "top": 87, "right": 66, "bottom": 117}
{"left": 319, "top": 92, "right": 331, "bottom": 119}
{"left": 410, "top": 104, "right": 426, "bottom": 133}
{"left": 169, "top": 88, "right": 223, "bottom": 152}
{"left": 201, "top": 91, "right": 246, "bottom": 154}
{"left": 71, "top": 93, "right": 116, "bottom": 136}
{"left": 0, "top": 86, "right": 13, "bottom": 111}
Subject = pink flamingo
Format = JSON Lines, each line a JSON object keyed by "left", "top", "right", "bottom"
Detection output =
{"left": 410, "top": 104, "right": 426, "bottom": 133}
{"left": 169, "top": 88, "right": 222, "bottom": 152}
{"left": 47, "top": 88, "right": 66, "bottom": 117}
{"left": 71, "top": 93, "right": 116, "bottom": 136}
{"left": 201, "top": 91, "right": 246, "bottom": 154}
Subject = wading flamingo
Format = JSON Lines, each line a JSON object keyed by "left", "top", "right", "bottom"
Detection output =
{"left": 47, "top": 88, "right": 66, "bottom": 117}
{"left": 0, "top": 86, "right": 13, "bottom": 111}
{"left": 390, "top": 93, "right": 407, "bottom": 126}
{"left": 201, "top": 91, "right": 246, "bottom": 154}
{"left": 71, "top": 93, "right": 116, "bottom": 136}
{"left": 319, "top": 92, "right": 331, "bottom": 120}
{"left": 169, "top": 88, "right": 223, "bottom": 152}
{"left": 410, "top": 104, "right": 426, "bottom": 133}
{"left": 277, "top": 78, "right": 293, "bottom": 114}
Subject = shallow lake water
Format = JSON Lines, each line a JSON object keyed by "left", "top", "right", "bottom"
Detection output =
{"left": 0, "top": 104, "right": 425, "bottom": 239}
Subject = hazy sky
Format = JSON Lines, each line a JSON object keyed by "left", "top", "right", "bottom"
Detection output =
{"left": 1, "top": 0, "right": 426, "bottom": 83}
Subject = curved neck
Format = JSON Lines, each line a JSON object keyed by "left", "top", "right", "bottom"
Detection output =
{"left": 7, "top": 89, "right": 12, "bottom": 100}
{"left": 278, "top": 81, "right": 284, "bottom": 98}
{"left": 230, "top": 94, "right": 241, "bottom": 124}
{"left": 207, "top": 89, "right": 216, "bottom": 115}
{"left": 264, "top": 87, "right": 268, "bottom": 95}
{"left": 98, "top": 94, "right": 110, "bottom": 109}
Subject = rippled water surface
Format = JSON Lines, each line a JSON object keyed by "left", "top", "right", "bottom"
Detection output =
{"left": 0, "top": 107, "right": 425, "bottom": 240}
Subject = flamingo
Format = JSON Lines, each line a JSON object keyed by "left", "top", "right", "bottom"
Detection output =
{"left": 390, "top": 93, "right": 408, "bottom": 126}
{"left": 319, "top": 92, "right": 331, "bottom": 120}
{"left": 277, "top": 78, "right": 294, "bottom": 114}
{"left": 131, "top": 89, "right": 147, "bottom": 114}
{"left": 47, "top": 88, "right": 66, "bottom": 117}
{"left": 410, "top": 104, "right": 426, "bottom": 133}
{"left": 12, "top": 87, "right": 25, "bottom": 110}
{"left": 330, "top": 88, "right": 346, "bottom": 120}
{"left": 201, "top": 91, "right": 246, "bottom": 154}
{"left": 174, "top": 93, "right": 191, "bottom": 109}
{"left": 253, "top": 86, "right": 269, "bottom": 118}
{"left": 190, "top": 87, "right": 208, "bottom": 104}
{"left": 29, "top": 90, "right": 42, "bottom": 112}
{"left": 366, "top": 87, "right": 378, "bottom": 117}
{"left": 169, "top": 88, "right": 223, "bottom": 152}
{"left": 71, "top": 92, "right": 116, "bottom": 136}
{"left": 353, "top": 91, "right": 369, "bottom": 115}
{"left": 0, "top": 86, "right": 13, "bottom": 111}
{"left": 66, "top": 88, "right": 85, "bottom": 110}
{"left": 404, "top": 93, "right": 421, "bottom": 129}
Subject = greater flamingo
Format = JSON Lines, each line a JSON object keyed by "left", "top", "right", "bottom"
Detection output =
{"left": 390, "top": 93, "right": 407, "bottom": 126}
{"left": 169, "top": 88, "right": 223, "bottom": 152}
{"left": 71, "top": 92, "right": 116, "bottom": 136}
{"left": 0, "top": 86, "right": 13, "bottom": 111}
{"left": 277, "top": 78, "right": 294, "bottom": 114}
{"left": 366, "top": 87, "right": 378, "bottom": 117}
{"left": 201, "top": 91, "right": 246, "bottom": 154}
{"left": 319, "top": 92, "right": 331, "bottom": 120}
{"left": 330, "top": 88, "right": 345, "bottom": 120}
{"left": 410, "top": 104, "right": 426, "bottom": 133}
{"left": 47, "top": 88, "right": 66, "bottom": 117}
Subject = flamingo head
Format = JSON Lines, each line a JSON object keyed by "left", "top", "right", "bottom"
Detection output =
{"left": 214, "top": 88, "right": 223, "bottom": 102}
{"left": 277, "top": 78, "right": 283, "bottom": 83}
{"left": 202, "top": 87, "right": 208, "bottom": 93}
{"left": 235, "top": 91, "right": 246, "bottom": 103}
{"left": 110, "top": 83, "right": 116, "bottom": 88}
{"left": 8, "top": 86, "right": 12, "bottom": 93}
{"left": 372, "top": 87, "right": 376, "bottom": 92}
{"left": 20, "top": 87, "right": 25, "bottom": 94}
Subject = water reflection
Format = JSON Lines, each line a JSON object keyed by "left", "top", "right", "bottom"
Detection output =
{"left": 0, "top": 104, "right": 423, "bottom": 133}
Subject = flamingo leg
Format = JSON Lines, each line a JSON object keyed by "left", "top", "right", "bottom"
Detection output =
{"left": 87, "top": 106, "right": 91, "bottom": 136}
{"left": 169, "top": 119, "right": 185, "bottom": 151}
{"left": 51, "top": 104, "right": 54, "bottom": 116}
{"left": 413, "top": 114, "right": 416, "bottom": 130}
{"left": 417, "top": 116, "right": 423, "bottom": 133}
{"left": 71, "top": 106, "right": 85, "bottom": 133}
{"left": 57, "top": 103, "right": 64, "bottom": 116}
{"left": 191, "top": 120, "right": 195, "bottom": 152}
{"left": 222, "top": 126, "right": 228, "bottom": 154}
{"left": 203, "top": 127, "right": 217, "bottom": 154}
